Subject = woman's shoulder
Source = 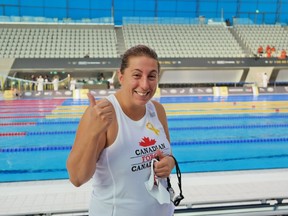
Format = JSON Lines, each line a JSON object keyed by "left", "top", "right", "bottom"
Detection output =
{"left": 151, "top": 100, "right": 165, "bottom": 111}
{"left": 150, "top": 100, "right": 166, "bottom": 119}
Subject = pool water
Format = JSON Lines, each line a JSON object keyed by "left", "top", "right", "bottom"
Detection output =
{"left": 1, "top": 95, "right": 288, "bottom": 182}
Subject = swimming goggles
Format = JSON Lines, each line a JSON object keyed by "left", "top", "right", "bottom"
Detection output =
{"left": 166, "top": 155, "right": 184, "bottom": 206}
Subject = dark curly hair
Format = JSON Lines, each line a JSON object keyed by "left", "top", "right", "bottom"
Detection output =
{"left": 120, "top": 45, "right": 160, "bottom": 74}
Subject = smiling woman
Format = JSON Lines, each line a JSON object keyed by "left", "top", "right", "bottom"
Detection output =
{"left": 66, "top": 45, "right": 176, "bottom": 216}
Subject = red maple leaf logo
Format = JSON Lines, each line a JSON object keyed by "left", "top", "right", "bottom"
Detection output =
{"left": 139, "top": 137, "right": 156, "bottom": 147}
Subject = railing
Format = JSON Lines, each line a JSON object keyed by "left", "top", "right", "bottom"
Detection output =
{"left": 1, "top": 76, "right": 69, "bottom": 91}
{"left": 0, "top": 15, "right": 114, "bottom": 25}
{"left": 175, "top": 198, "right": 288, "bottom": 216}
{"left": 158, "top": 82, "right": 256, "bottom": 88}
{"left": 9, "top": 198, "right": 288, "bottom": 216}
{"left": 270, "top": 81, "right": 288, "bottom": 87}
{"left": 123, "top": 17, "right": 205, "bottom": 25}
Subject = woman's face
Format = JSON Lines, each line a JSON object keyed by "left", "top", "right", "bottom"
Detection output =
{"left": 118, "top": 55, "right": 159, "bottom": 106}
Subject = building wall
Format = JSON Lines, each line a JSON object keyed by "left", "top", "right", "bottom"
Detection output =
{"left": 0, "top": 0, "right": 287, "bottom": 25}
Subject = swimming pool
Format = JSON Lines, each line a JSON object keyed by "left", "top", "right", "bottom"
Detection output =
{"left": 1, "top": 95, "right": 288, "bottom": 182}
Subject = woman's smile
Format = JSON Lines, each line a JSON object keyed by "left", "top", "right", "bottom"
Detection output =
{"left": 134, "top": 90, "right": 150, "bottom": 96}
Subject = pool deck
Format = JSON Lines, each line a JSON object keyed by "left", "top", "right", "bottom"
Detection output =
{"left": 1, "top": 168, "right": 288, "bottom": 216}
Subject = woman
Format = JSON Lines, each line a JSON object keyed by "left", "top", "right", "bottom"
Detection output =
{"left": 37, "top": 75, "right": 44, "bottom": 92}
{"left": 52, "top": 76, "right": 59, "bottom": 91}
{"left": 66, "top": 45, "right": 175, "bottom": 216}
{"left": 70, "top": 77, "right": 76, "bottom": 91}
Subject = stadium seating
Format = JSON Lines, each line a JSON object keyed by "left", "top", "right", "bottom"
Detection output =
{"left": 122, "top": 24, "right": 245, "bottom": 58}
{"left": 0, "top": 24, "right": 118, "bottom": 58}
{"left": 234, "top": 24, "right": 288, "bottom": 57}
{"left": 0, "top": 22, "right": 287, "bottom": 59}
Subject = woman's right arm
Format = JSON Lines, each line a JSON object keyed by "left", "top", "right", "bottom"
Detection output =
{"left": 66, "top": 93, "right": 113, "bottom": 187}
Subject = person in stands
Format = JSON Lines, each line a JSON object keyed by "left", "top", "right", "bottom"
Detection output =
{"left": 257, "top": 45, "right": 263, "bottom": 57}
{"left": 280, "top": 49, "right": 287, "bottom": 59}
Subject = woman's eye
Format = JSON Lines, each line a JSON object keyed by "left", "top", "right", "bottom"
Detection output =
{"left": 133, "top": 74, "right": 141, "bottom": 78}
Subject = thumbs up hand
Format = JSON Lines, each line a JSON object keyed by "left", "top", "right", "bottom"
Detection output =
{"left": 87, "top": 92, "right": 114, "bottom": 134}
{"left": 154, "top": 150, "right": 175, "bottom": 178}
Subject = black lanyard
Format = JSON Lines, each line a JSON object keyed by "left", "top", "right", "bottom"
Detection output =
{"left": 167, "top": 155, "right": 184, "bottom": 206}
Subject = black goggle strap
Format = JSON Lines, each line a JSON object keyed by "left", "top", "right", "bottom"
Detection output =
{"left": 167, "top": 155, "right": 184, "bottom": 206}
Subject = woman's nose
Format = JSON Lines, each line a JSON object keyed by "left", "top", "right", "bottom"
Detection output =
{"left": 140, "top": 77, "right": 149, "bottom": 89}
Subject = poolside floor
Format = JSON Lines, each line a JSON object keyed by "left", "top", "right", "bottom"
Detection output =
{"left": 1, "top": 168, "right": 288, "bottom": 216}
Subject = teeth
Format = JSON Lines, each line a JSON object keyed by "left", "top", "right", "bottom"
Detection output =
{"left": 136, "top": 91, "right": 148, "bottom": 96}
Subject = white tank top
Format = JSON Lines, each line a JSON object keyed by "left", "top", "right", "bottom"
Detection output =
{"left": 89, "top": 94, "right": 174, "bottom": 216}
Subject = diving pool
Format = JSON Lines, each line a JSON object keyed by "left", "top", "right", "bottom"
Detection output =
{"left": 1, "top": 95, "right": 288, "bottom": 182}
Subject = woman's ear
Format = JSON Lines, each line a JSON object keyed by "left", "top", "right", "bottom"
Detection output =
{"left": 117, "top": 69, "right": 123, "bottom": 85}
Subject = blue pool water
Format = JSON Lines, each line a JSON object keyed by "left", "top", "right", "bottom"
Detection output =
{"left": 1, "top": 95, "right": 288, "bottom": 182}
